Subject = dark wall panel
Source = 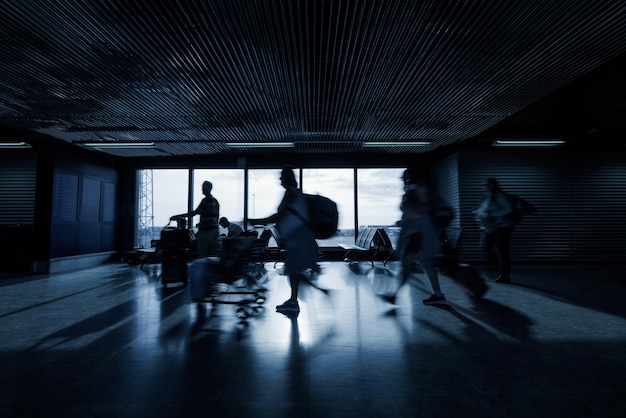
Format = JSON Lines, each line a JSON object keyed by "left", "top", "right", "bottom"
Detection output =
{"left": 0, "top": 152, "right": 36, "bottom": 226}
{"left": 50, "top": 223, "right": 79, "bottom": 257}
{"left": 79, "top": 222, "right": 101, "bottom": 254}
{"left": 0, "top": 152, "right": 37, "bottom": 271}
{"left": 50, "top": 155, "right": 119, "bottom": 258}
{"left": 567, "top": 153, "right": 626, "bottom": 260}
{"left": 455, "top": 150, "right": 626, "bottom": 263}
{"left": 433, "top": 153, "right": 460, "bottom": 230}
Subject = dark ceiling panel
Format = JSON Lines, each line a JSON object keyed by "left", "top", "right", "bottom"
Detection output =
{"left": 0, "top": 0, "right": 625, "bottom": 158}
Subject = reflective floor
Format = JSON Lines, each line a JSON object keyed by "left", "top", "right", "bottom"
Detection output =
{"left": 1, "top": 260, "right": 625, "bottom": 417}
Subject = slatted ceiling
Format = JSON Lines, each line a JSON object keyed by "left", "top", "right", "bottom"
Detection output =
{"left": 0, "top": 2, "right": 625, "bottom": 157}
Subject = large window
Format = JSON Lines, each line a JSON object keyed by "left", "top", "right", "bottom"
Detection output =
{"left": 136, "top": 169, "right": 189, "bottom": 248}
{"left": 357, "top": 168, "right": 404, "bottom": 248}
{"left": 136, "top": 166, "right": 407, "bottom": 249}
{"left": 247, "top": 169, "right": 300, "bottom": 244}
{"left": 193, "top": 169, "right": 245, "bottom": 234}
{"left": 302, "top": 168, "right": 354, "bottom": 247}
{"left": 153, "top": 169, "right": 189, "bottom": 227}
{"left": 247, "top": 169, "right": 292, "bottom": 222}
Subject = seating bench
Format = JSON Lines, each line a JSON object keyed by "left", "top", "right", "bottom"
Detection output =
{"left": 339, "top": 227, "right": 394, "bottom": 266}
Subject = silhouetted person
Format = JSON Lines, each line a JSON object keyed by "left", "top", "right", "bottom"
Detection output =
{"left": 472, "top": 177, "right": 514, "bottom": 283}
{"left": 171, "top": 181, "right": 220, "bottom": 257}
{"left": 249, "top": 168, "right": 322, "bottom": 314}
{"left": 219, "top": 217, "right": 243, "bottom": 237}
{"left": 383, "top": 168, "right": 446, "bottom": 305}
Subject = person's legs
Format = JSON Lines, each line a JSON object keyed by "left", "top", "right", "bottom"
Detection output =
{"left": 275, "top": 271, "right": 303, "bottom": 313}
{"left": 206, "top": 229, "right": 220, "bottom": 256}
{"left": 423, "top": 260, "right": 441, "bottom": 294}
{"left": 381, "top": 237, "right": 418, "bottom": 304}
{"left": 289, "top": 272, "right": 302, "bottom": 301}
{"left": 399, "top": 252, "right": 414, "bottom": 289}
{"left": 480, "top": 231, "right": 497, "bottom": 265}
{"left": 421, "top": 259, "right": 447, "bottom": 305}
{"left": 195, "top": 230, "right": 209, "bottom": 257}
{"left": 495, "top": 227, "right": 513, "bottom": 282}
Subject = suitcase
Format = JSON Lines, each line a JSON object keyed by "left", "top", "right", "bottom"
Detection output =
{"left": 161, "top": 249, "right": 189, "bottom": 287}
{"left": 160, "top": 227, "right": 194, "bottom": 249}
{"left": 434, "top": 255, "right": 488, "bottom": 298}
{"left": 188, "top": 257, "right": 221, "bottom": 300}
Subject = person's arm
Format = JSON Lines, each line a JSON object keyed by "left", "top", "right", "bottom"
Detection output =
{"left": 248, "top": 188, "right": 295, "bottom": 226}
{"left": 490, "top": 192, "right": 513, "bottom": 217}
{"left": 472, "top": 199, "right": 489, "bottom": 218}
{"left": 248, "top": 213, "right": 279, "bottom": 226}
{"left": 170, "top": 202, "right": 202, "bottom": 220}
{"left": 170, "top": 208, "right": 198, "bottom": 220}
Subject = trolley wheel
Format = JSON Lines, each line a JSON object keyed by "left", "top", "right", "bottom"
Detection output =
{"left": 236, "top": 305, "right": 249, "bottom": 319}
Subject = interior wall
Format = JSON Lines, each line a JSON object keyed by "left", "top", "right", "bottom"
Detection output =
{"left": 455, "top": 149, "right": 626, "bottom": 263}
{"left": 0, "top": 152, "right": 37, "bottom": 272}
{"left": 49, "top": 154, "right": 119, "bottom": 259}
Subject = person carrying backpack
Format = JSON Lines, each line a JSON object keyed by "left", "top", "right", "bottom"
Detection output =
{"left": 248, "top": 167, "right": 327, "bottom": 314}
{"left": 381, "top": 168, "right": 446, "bottom": 305}
{"left": 472, "top": 178, "right": 514, "bottom": 284}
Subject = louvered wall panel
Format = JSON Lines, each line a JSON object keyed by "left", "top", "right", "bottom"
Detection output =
{"left": 458, "top": 151, "right": 572, "bottom": 262}
{"left": 457, "top": 150, "right": 626, "bottom": 263}
{"left": 567, "top": 153, "right": 626, "bottom": 261}
{"left": 433, "top": 153, "right": 460, "bottom": 229}
{"left": 0, "top": 152, "right": 36, "bottom": 226}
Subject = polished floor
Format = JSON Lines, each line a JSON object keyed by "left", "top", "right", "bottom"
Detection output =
{"left": 1, "top": 259, "right": 625, "bottom": 417}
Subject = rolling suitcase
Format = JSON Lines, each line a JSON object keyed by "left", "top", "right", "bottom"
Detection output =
{"left": 434, "top": 255, "right": 488, "bottom": 298}
{"left": 188, "top": 257, "right": 221, "bottom": 300}
{"left": 161, "top": 249, "right": 188, "bottom": 287}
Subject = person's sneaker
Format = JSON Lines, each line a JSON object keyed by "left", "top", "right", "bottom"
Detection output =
{"left": 422, "top": 294, "right": 446, "bottom": 305}
{"left": 276, "top": 300, "right": 300, "bottom": 313}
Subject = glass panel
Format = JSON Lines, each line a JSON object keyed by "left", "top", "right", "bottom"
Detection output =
{"left": 357, "top": 168, "right": 405, "bottom": 248}
{"left": 193, "top": 169, "right": 244, "bottom": 235}
{"left": 302, "top": 168, "right": 354, "bottom": 247}
{"left": 136, "top": 169, "right": 189, "bottom": 248}
{"left": 153, "top": 169, "right": 189, "bottom": 227}
{"left": 248, "top": 168, "right": 300, "bottom": 246}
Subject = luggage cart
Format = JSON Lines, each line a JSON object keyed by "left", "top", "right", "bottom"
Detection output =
{"left": 189, "top": 235, "right": 268, "bottom": 325}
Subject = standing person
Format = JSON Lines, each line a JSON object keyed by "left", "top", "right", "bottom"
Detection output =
{"left": 171, "top": 181, "right": 220, "bottom": 257}
{"left": 219, "top": 217, "right": 243, "bottom": 237}
{"left": 382, "top": 168, "right": 446, "bottom": 305}
{"left": 472, "top": 177, "right": 514, "bottom": 283}
{"left": 249, "top": 168, "right": 320, "bottom": 314}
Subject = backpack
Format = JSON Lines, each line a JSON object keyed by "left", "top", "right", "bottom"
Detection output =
{"left": 506, "top": 193, "right": 536, "bottom": 224}
{"left": 430, "top": 194, "right": 455, "bottom": 230}
{"left": 304, "top": 194, "right": 339, "bottom": 239}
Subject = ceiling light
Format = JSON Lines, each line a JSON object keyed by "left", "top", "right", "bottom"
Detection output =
{"left": 79, "top": 142, "right": 156, "bottom": 148}
{"left": 493, "top": 140, "right": 565, "bottom": 147}
{"left": 362, "top": 141, "right": 432, "bottom": 147}
{"left": 0, "top": 141, "right": 32, "bottom": 149}
{"left": 225, "top": 142, "right": 295, "bottom": 148}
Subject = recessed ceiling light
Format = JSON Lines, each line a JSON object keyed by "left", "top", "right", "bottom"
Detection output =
{"left": 362, "top": 141, "right": 432, "bottom": 147}
{"left": 225, "top": 142, "right": 295, "bottom": 148}
{"left": 79, "top": 142, "right": 156, "bottom": 148}
{"left": 493, "top": 140, "right": 565, "bottom": 147}
{"left": 0, "top": 141, "right": 31, "bottom": 149}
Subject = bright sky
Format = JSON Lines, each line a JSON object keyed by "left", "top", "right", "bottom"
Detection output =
{"left": 149, "top": 168, "right": 405, "bottom": 231}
